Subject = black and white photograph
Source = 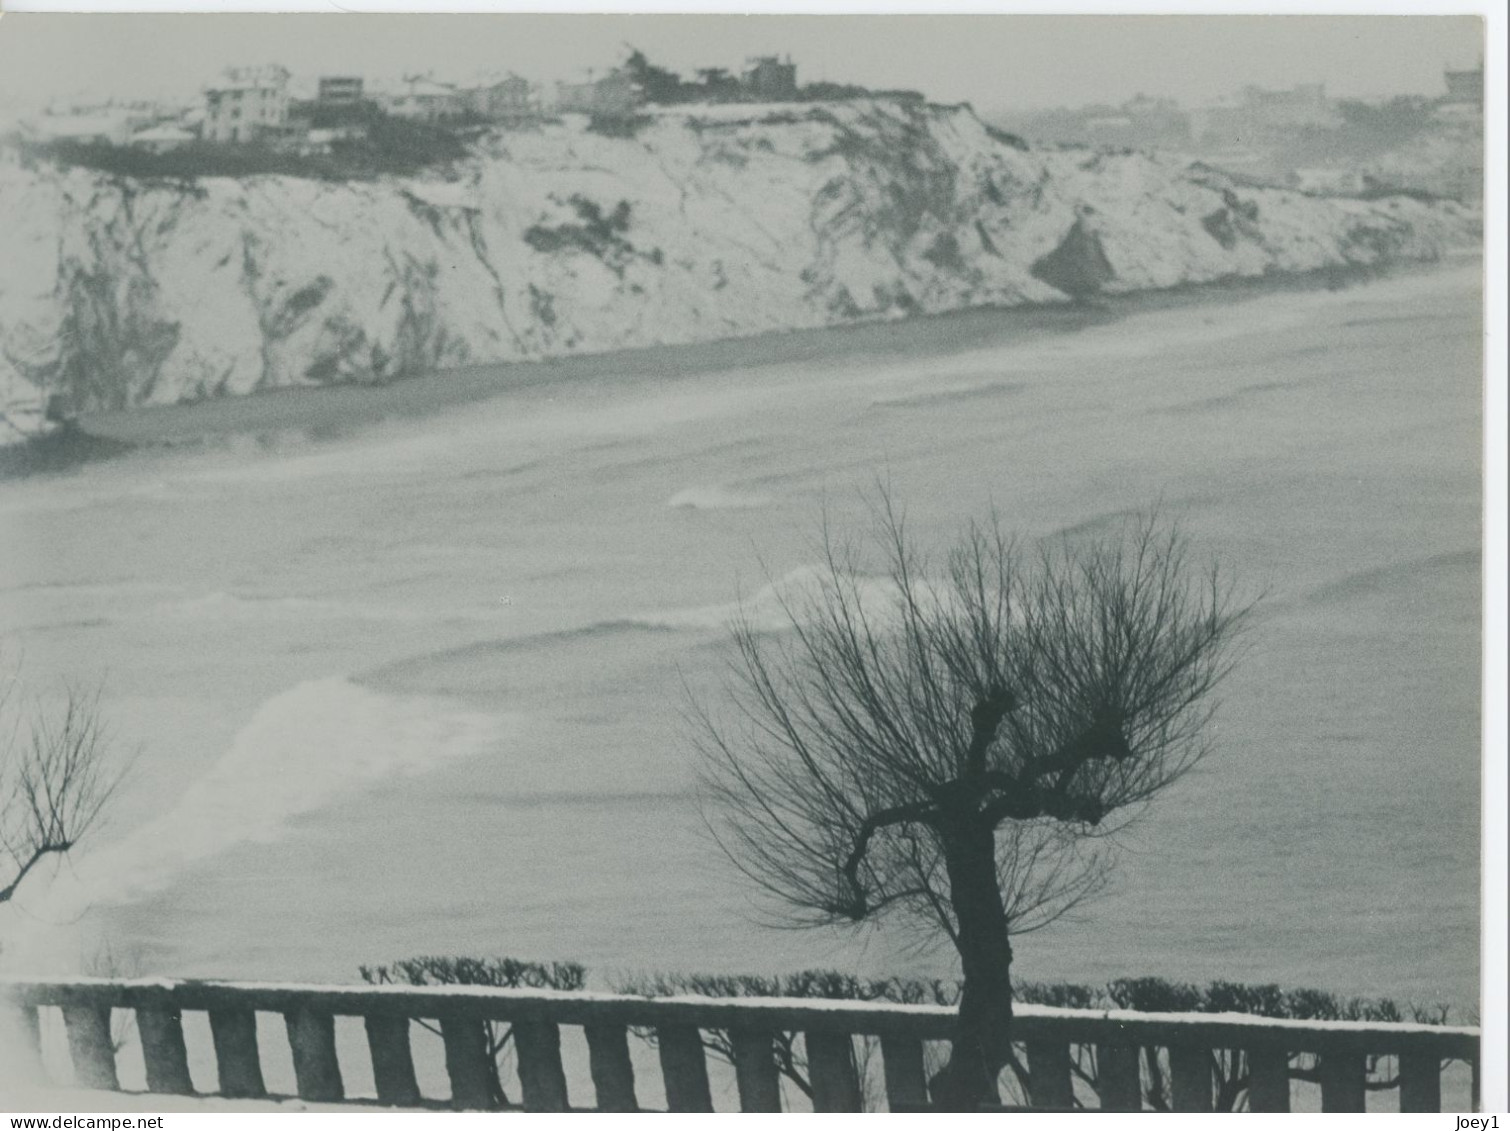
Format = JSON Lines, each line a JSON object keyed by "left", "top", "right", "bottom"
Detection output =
{"left": 0, "top": 3, "right": 1502, "bottom": 1116}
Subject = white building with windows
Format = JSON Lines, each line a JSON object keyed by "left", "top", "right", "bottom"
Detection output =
{"left": 204, "top": 65, "right": 292, "bottom": 144}
{"left": 385, "top": 76, "right": 468, "bottom": 124}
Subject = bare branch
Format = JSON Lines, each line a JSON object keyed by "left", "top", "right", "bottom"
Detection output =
{"left": 1, "top": 663, "right": 125, "bottom": 906}
{"left": 838, "top": 799, "right": 938, "bottom": 917}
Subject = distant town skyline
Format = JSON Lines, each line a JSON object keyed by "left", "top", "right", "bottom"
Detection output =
{"left": 0, "top": 13, "right": 1485, "bottom": 118}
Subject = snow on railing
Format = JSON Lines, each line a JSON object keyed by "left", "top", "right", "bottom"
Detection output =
{"left": 0, "top": 977, "right": 1480, "bottom": 1112}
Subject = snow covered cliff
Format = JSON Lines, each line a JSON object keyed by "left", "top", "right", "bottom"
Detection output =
{"left": 0, "top": 99, "right": 1475, "bottom": 436}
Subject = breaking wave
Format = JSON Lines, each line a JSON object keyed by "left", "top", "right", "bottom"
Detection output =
{"left": 629, "top": 565, "right": 907, "bottom": 634}
{"left": 666, "top": 485, "right": 772, "bottom": 510}
{"left": 365, "top": 568, "right": 912, "bottom": 693}
{"left": 13, "top": 677, "right": 517, "bottom": 927}
{"left": 160, "top": 590, "right": 444, "bottom": 624}
{"left": 1304, "top": 548, "right": 1477, "bottom": 607}
{"left": 870, "top": 379, "right": 1025, "bottom": 409}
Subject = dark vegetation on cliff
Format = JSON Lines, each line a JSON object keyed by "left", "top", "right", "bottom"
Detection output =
{"left": 523, "top": 195, "right": 664, "bottom": 276}
{"left": 1030, "top": 216, "right": 1118, "bottom": 296}
{"left": 17, "top": 113, "right": 469, "bottom": 183}
{"left": 622, "top": 46, "right": 929, "bottom": 110}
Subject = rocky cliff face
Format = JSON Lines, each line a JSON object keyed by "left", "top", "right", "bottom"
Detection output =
{"left": 0, "top": 99, "right": 1474, "bottom": 436}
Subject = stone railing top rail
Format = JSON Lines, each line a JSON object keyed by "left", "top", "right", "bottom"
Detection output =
{"left": 0, "top": 976, "right": 1479, "bottom": 1056}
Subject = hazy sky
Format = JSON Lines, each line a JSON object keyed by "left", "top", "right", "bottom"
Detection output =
{"left": 0, "top": 13, "right": 1485, "bottom": 116}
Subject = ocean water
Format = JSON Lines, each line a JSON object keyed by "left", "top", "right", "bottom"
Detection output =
{"left": 0, "top": 263, "right": 1482, "bottom": 1016}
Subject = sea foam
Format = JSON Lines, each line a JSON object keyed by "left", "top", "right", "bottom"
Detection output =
{"left": 0, "top": 677, "right": 515, "bottom": 964}
{"left": 629, "top": 564, "right": 909, "bottom": 634}
{"left": 666, "top": 485, "right": 772, "bottom": 510}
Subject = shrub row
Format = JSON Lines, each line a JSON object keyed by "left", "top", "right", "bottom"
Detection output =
{"left": 360, "top": 955, "right": 1454, "bottom": 1025}
{"left": 360, "top": 954, "right": 587, "bottom": 991}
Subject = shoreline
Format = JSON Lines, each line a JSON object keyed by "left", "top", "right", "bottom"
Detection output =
{"left": 0, "top": 243, "right": 1480, "bottom": 1030}
{"left": 1, "top": 250, "right": 1479, "bottom": 478}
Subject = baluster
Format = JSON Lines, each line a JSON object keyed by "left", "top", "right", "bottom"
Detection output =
{"left": 730, "top": 1028, "right": 781, "bottom": 1112}
{"left": 1397, "top": 1048, "right": 1441, "bottom": 1113}
{"left": 439, "top": 1015, "right": 495, "bottom": 1110}
{"left": 209, "top": 1008, "right": 266, "bottom": 1098}
{"left": 1319, "top": 1049, "right": 1366, "bottom": 1112}
{"left": 584, "top": 1023, "right": 638, "bottom": 1112}
{"left": 657, "top": 1025, "right": 713, "bottom": 1112}
{"left": 364, "top": 1015, "right": 421, "bottom": 1107}
{"left": 879, "top": 1035, "right": 927, "bottom": 1110}
{"left": 1025, "top": 1040, "right": 1074, "bottom": 1109}
{"left": 137, "top": 1008, "right": 194, "bottom": 1095}
{"left": 514, "top": 1018, "right": 569, "bottom": 1111}
{"left": 1247, "top": 1047, "right": 1290, "bottom": 1112}
{"left": 1168, "top": 1044, "right": 1212, "bottom": 1112}
{"left": 806, "top": 1030, "right": 861, "bottom": 1112}
{"left": 0, "top": 1004, "right": 44, "bottom": 1088}
{"left": 1096, "top": 1042, "right": 1141, "bottom": 1111}
{"left": 62, "top": 1004, "right": 118, "bottom": 1091}
{"left": 284, "top": 1007, "right": 344, "bottom": 1102}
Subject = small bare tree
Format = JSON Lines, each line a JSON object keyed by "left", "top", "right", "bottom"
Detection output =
{"left": 695, "top": 497, "right": 1252, "bottom": 1108}
{"left": 1, "top": 667, "right": 121, "bottom": 906}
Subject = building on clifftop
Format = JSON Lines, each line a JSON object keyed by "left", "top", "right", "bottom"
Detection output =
{"left": 742, "top": 55, "right": 797, "bottom": 101}
{"left": 317, "top": 76, "right": 365, "bottom": 106}
{"left": 468, "top": 72, "right": 538, "bottom": 125}
{"left": 555, "top": 68, "right": 643, "bottom": 117}
{"left": 204, "top": 65, "right": 291, "bottom": 144}
{"left": 386, "top": 76, "right": 469, "bottom": 124}
{"left": 1442, "top": 63, "right": 1484, "bottom": 107}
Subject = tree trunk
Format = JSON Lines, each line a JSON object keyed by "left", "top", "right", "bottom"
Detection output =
{"left": 932, "top": 817, "right": 1015, "bottom": 1110}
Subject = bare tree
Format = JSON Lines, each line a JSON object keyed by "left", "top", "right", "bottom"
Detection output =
{"left": 1, "top": 667, "right": 122, "bottom": 906}
{"left": 695, "top": 496, "right": 1253, "bottom": 1108}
